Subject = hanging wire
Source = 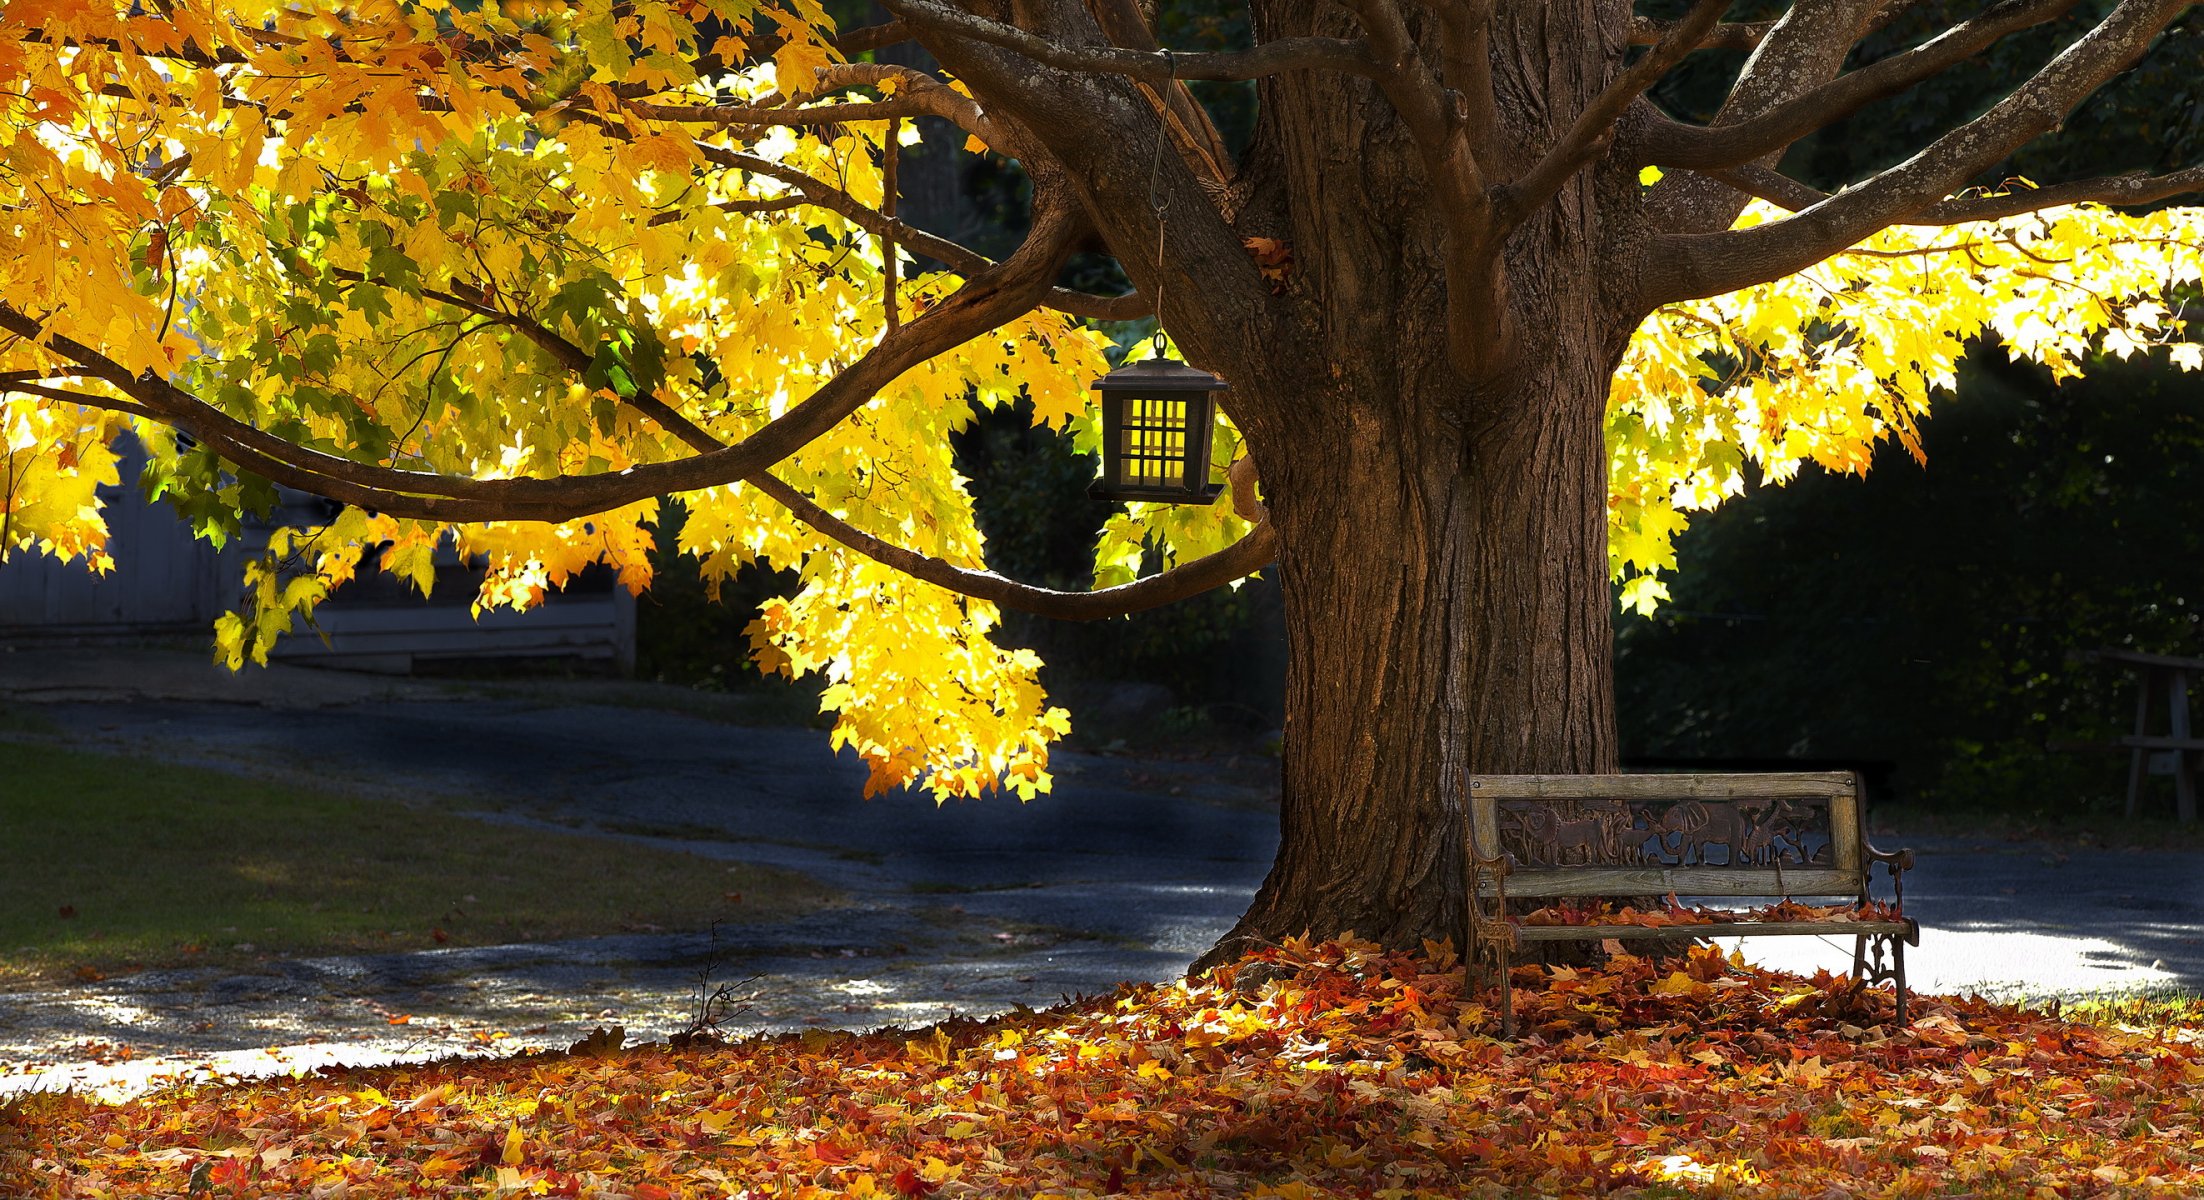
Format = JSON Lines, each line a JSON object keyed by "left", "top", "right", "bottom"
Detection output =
{"left": 1144, "top": 49, "right": 1174, "bottom": 358}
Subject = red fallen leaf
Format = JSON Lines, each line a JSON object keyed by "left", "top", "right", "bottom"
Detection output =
{"left": 1615, "top": 1127, "right": 1648, "bottom": 1146}
{"left": 387, "top": 1014, "right": 412, "bottom": 1026}
{"left": 891, "top": 1165, "right": 936, "bottom": 1197}
{"left": 73, "top": 966, "right": 105, "bottom": 983}
{"left": 634, "top": 1186, "right": 673, "bottom": 1200}
{"left": 208, "top": 1157, "right": 250, "bottom": 1188}
{"left": 1105, "top": 1164, "right": 1126, "bottom": 1193}
{"left": 57, "top": 905, "right": 76, "bottom": 919}
{"left": 431, "top": 927, "right": 450, "bottom": 943}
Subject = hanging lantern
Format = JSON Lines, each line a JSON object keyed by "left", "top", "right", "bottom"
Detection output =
{"left": 1088, "top": 356, "right": 1228, "bottom": 504}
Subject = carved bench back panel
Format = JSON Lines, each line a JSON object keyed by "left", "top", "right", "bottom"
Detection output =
{"left": 1469, "top": 773, "right": 1865, "bottom": 898}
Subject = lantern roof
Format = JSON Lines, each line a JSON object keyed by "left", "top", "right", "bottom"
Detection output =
{"left": 1092, "top": 356, "right": 1228, "bottom": 394}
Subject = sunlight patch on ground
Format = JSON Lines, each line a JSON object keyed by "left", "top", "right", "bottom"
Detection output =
{"left": 0, "top": 1042, "right": 509, "bottom": 1105}
{"left": 1729, "top": 923, "right": 2179, "bottom": 998}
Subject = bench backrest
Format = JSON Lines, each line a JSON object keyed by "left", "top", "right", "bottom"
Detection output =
{"left": 1467, "top": 772, "right": 1866, "bottom": 899}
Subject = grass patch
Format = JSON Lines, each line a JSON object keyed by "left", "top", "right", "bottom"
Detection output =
{"left": 0, "top": 703, "right": 60, "bottom": 736}
{"left": 0, "top": 742, "right": 842, "bottom": 985}
{"left": 2064, "top": 989, "right": 2204, "bottom": 1032}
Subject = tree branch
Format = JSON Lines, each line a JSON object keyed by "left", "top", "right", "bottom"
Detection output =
{"left": 4, "top": 382, "right": 162, "bottom": 422}
{"left": 1415, "top": 0, "right": 1497, "bottom": 177}
{"left": 1703, "top": 161, "right": 2204, "bottom": 223}
{"left": 1628, "top": 14, "right": 1776, "bottom": 51}
{"left": 0, "top": 208, "right": 1079, "bottom": 522}
{"left": 1637, "top": 0, "right": 2085, "bottom": 172}
{"left": 1082, "top": 0, "right": 1236, "bottom": 180}
{"left": 832, "top": 19, "right": 914, "bottom": 56}
{"left": 700, "top": 147, "right": 1146, "bottom": 319}
{"left": 1335, "top": 0, "right": 1499, "bottom": 378}
{"left": 879, "top": 0, "right": 1380, "bottom": 81}
{"left": 1643, "top": 0, "right": 1881, "bottom": 236}
{"left": 1499, "top": 0, "right": 1730, "bottom": 227}
{"left": 1643, "top": 0, "right": 2195, "bottom": 305}
{"left": 499, "top": 267, "right": 1269, "bottom": 621}
{"left": 751, "top": 473, "right": 1278, "bottom": 619}
{"left": 623, "top": 62, "right": 996, "bottom": 143}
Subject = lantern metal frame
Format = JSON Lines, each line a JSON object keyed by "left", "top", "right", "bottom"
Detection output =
{"left": 1088, "top": 356, "right": 1229, "bottom": 504}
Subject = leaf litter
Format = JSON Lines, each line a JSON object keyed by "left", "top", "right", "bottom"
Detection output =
{"left": 4, "top": 938, "right": 2200, "bottom": 1197}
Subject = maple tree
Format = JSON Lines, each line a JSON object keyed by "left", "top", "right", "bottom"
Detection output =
{"left": 6, "top": 939, "right": 2203, "bottom": 1196}
{"left": 3, "top": 1, "right": 2202, "bottom": 953}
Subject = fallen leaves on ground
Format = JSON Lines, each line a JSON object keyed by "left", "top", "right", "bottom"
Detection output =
{"left": 5, "top": 939, "right": 2200, "bottom": 1198}
{"left": 1519, "top": 895, "right": 1907, "bottom": 927}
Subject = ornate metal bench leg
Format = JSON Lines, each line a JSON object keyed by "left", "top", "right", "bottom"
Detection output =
{"left": 1852, "top": 934, "right": 1868, "bottom": 983}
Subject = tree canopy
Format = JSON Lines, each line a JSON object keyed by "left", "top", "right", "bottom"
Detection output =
{"left": 3, "top": 0, "right": 2200, "bottom": 804}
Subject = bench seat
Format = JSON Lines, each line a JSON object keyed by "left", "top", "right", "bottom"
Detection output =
{"left": 1511, "top": 918, "right": 1913, "bottom": 942}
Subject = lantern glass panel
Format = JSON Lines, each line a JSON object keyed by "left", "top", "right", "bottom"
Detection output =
{"left": 1123, "top": 396, "right": 1192, "bottom": 487}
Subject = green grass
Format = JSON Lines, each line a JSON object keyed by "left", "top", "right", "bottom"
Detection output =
{"left": 2062, "top": 990, "right": 2204, "bottom": 1033}
{"left": 0, "top": 742, "right": 843, "bottom": 986}
{"left": 0, "top": 703, "right": 60, "bottom": 736}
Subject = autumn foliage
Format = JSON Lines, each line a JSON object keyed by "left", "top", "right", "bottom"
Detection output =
{"left": 7, "top": 940, "right": 2201, "bottom": 1198}
{"left": 4, "top": 2, "right": 2200, "bottom": 807}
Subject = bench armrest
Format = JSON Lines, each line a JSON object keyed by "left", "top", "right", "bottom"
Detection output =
{"left": 1862, "top": 841, "right": 1913, "bottom": 910}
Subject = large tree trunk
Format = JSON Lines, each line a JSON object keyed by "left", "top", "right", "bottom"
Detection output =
{"left": 1209, "top": 334, "right": 1625, "bottom": 958}
{"left": 925, "top": 0, "right": 1646, "bottom": 961}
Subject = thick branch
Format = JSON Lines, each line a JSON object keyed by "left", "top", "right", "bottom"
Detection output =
{"left": 1644, "top": 0, "right": 2195, "bottom": 305}
{"left": 1083, "top": 0, "right": 1235, "bottom": 179}
{"left": 1416, "top": 0, "right": 1497, "bottom": 176}
{"left": 625, "top": 62, "right": 994, "bottom": 142}
{"left": 1628, "top": 14, "right": 1776, "bottom": 51}
{"left": 1645, "top": 0, "right": 1880, "bottom": 235}
{"left": 752, "top": 473, "right": 1278, "bottom": 619}
{"left": 1639, "top": 0, "right": 2084, "bottom": 172}
{"left": 832, "top": 20, "right": 914, "bottom": 56}
{"left": 532, "top": 282, "right": 1269, "bottom": 621}
{"left": 1704, "top": 162, "right": 2204, "bottom": 223}
{"left": 879, "top": 0, "right": 1380, "bottom": 81}
{"left": 0, "top": 211, "right": 1076, "bottom": 522}
{"left": 1500, "top": 0, "right": 1730, "bottom": 226}
{"left": 1336, "top": 0, "right": 1499, "bottom": 378}
{"left": 623, "top": 95, "right": 939, "bottom": 127}
{"left": 5, "top": 382, "right": 162, "bottom": 422}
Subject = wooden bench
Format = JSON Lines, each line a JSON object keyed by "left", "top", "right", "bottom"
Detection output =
{"left": 1464, "top": 772, "right": 1918, "bottom": 1038}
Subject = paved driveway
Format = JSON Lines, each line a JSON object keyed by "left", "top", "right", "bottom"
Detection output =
{"left": 2, "top": 653, "right": 2199, "bottom": 1096}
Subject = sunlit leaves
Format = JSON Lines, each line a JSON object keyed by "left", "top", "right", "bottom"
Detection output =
{"left": 8, "top": 939, "right": 2202, "bottom": 1197}
{"left": 1611, "top": 199, "right": 2204, "bottom": 614}
{"left": 0, "top": 0, "right": 1112, "bottom": 801}
{"left": 8, "top": 0, "right": 2201, "bottom": 802}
